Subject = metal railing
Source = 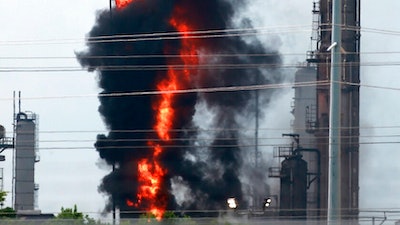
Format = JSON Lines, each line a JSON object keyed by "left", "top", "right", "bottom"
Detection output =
{"left": 0, "top": 137, "right": 14, "bottom": 148}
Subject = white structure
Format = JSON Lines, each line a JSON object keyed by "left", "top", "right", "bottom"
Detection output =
{"left": 291, "top": 65, "right": 320, "bottom": 216}
{"left": 14, "top": 112, "right": 39, "bottom": 211}
{"left": 291, "top": 66, "right": 317, "bottom": 147}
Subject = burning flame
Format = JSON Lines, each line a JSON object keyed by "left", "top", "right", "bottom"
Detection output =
{"left": 133, "top": 142, "right": 166, "bottom": 220}
{"left": 115, "top": 0, "right": 134, "bottom": 9}
{"left": 131, "top": 4, "right": 200, "bottom": 221}
{"left": 155, "top": 77, "right": 177, "bottom": 141}
{"left": 169, "top": 18, "right": 200, "bottom": 78}
{"left": 136, "top": 158, "right": 166, "bottom": 207}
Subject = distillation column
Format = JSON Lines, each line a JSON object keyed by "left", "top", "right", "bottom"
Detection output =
{"left": 14, "top": 112, "right": 39, "bottom": 211}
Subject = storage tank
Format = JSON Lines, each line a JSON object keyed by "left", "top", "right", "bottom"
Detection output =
{"left": 279, "top": 154, "right": 307, "bottom": 219}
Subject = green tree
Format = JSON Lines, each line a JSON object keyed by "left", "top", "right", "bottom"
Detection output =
{"left": 137, "top": 211, "right": 197, "bottom": 225}
{"left": 0, "top": 191, "right": 16, "bottom": 218}
{"left": 0, "top": 207, "right": 16, "bottom": 219}
{"left": 57, "top": 205, "right": 83, "bottom": 220}
{"left": 51, "top": 204, "right": 99, "bottom": 225}
{"left": 0, "top": 191, "right": 6, "bottom": 205}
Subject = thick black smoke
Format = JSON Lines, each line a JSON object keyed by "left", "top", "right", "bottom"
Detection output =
{"left": 77, "top": 0, "right": 282, "bottom": 213}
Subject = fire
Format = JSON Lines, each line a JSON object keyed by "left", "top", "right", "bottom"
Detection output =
{"left": 137, "top": 158, "right": 166, "bottom": 203}
{"left": 155, "top": 74, "right": 177, "bottom": 141}
{"left": 169, "top": 18, "right": 200, "bottom": 79}
{"left": 131, "top": 3, "right": 200, "bottom": 221}
{"left": 134, "top": 144, "right": 166, "bottom": 220}
{"left": 115, "top": 0, "right": 134, "bottom": 9}
{"left": 126, "top": 199, "right": 135, "bottom": 207}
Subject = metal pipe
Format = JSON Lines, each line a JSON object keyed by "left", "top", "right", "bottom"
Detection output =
{"left": 294, "top": 148, "right": 321, "bottom": 218}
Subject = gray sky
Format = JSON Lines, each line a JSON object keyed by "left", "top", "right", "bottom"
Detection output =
{"left": 1, "top": 0, "right": 400, "bottom": 221}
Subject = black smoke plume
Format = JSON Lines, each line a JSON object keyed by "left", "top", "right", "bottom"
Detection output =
{"left": 77, "top": 0, "right": 282, "bottom": 214}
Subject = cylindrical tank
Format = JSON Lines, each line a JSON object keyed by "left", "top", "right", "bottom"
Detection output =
{"left": 0, "top": 125, "right": 5, "bottom": 139}
{"left": 279, "top": 155, "right": 307, "bottom": 219}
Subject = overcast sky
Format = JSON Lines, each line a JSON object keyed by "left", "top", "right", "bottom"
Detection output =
{"left": 1, "top": 0, "right": 400, "bottom": 221}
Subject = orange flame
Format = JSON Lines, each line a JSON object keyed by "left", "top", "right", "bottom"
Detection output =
{"left": 132, "top": 4, "right": 200, "bottom": 221}
{"left": 115, "top": 0, "right": 134, "bottom": 9}
{"left": 133, "top": 143, "right": 167, "bottom": 220}
{"left": 126, "top": 199, "right": 135, "bottom": 207}
{"left": 155, "top": 73, "right": 178, "bottom": 141}
{"left": 137, "top": 159, "right": 166, "bottom": 202}
{"left": 169, "top": 18, "right": 200, "bottom": 79}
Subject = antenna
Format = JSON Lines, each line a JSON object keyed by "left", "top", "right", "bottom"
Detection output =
{"left": 12, "top": 91, "right": 16, "bottom": 209}
{"left": 18, "top": 91, "right": 21, "bottom": 114}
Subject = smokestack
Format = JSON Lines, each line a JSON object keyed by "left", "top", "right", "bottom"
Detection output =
{"left": 77, "top": 0, "right": 283, "bottom": 217}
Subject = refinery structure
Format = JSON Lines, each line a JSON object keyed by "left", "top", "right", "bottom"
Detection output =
{"left": 276, "top": 0, "right": 361, "bottom": 220}
{"left": 14, "top": 111, "right": 40, "bottom": 211}
{"left": 87, "top": 0, "right": 362, "bottom": 222}
{"left": 0, "top": 94, "right": 41, "bottom": 216}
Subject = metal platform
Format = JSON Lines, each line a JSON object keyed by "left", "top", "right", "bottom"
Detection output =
{"left": 0, "top": 137, "right": 14, "bottom": 151}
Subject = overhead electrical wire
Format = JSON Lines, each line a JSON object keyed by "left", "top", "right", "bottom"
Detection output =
{"left": 0, "top": 24, "right": 315, "bottom": 46}
{"left": 30, "top": 141, "right": 400, "bottom": 152}
{"left": 34, "top": 134, "right": 400, "bottom": 142}
{"left": 11, "top": 124, "right": 400, "bottom": 136}
{"left": 1, "top": 135, "right": 394, "bottom": 151}
{"left": 0, "top": 80, "right": 329, "bottom": 101}
{"left": 3, "top": 51, "right": 400, "bottom": 61}
{"left": 13, "top": 134, "right": 400, "bottom": 148}
{"left": 0, "top": 24, "right": 399, "bottom": 46}
{"left": 0, "top": 79, "right": 399, "bottom": 102}
{"left": 35, "top": 124, "right": 400, "bottom": 133}
{"left": 10, "top": 125, "right": 400, "bottom": 136}
{"left": 3, "top": 61, "right": 400, "bottom": 73}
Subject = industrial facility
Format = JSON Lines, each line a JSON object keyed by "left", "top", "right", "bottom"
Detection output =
{"left": 273, "top": 0, "right": 360, "bottom": 221}
{"left": 0, "top": 93, "right": 42, "bottom": 217}
{"left": 14, "top": 111, "right": 40, "bottom": 211}
{"left": 0, "top": 0, "right": 364, "bottom": 223}
{"left": 81, "top": 0, "right": 362, "bottom": 222}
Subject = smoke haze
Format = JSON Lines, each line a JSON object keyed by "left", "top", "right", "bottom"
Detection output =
{"left": 77, "top": 0, "right": 282, "bottom": 213}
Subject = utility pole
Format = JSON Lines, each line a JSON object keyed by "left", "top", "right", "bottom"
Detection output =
{"left": 328, "top": 0, "right": 342, "bottom": 223}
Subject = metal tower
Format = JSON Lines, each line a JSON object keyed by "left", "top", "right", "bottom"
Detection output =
{"left": 314, "top": 0, "right": 360, "bottom": 219}
{"left": 14, "top": 112, "right": 40, "bottom": 211}
{"left": 289, "top": 0, "right": 360, "bottom": 220}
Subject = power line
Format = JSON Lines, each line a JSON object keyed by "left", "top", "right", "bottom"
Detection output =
{"left": 0, "top": 24, "right": 399, "bottom": 46}
{"left": 0, "top": 124, "right": 384, "bottom": 141}
{"left": 30, "top": 141, "right": 400, "bottom": 151}
{"left": 0, "top": 24, "right": 315, "bottom": 46}
{"left": 0, "top": 79, "right": 398, "bottom": 102}
{"left": 2, "top": 60, "right": 400, "bottom": 72}
{"left": 10, "top": 133, "right": 400, "bottom": 148}
{"left": 0, "top": 53, "right": 283, "bottom": 60}
{"left": 0, "top": 80, "right": 329, "bottom": 101}
{"left": 30, "top": 133, "right": 400, "bottom": 142}
{"left": 2, "top": 51, "right": 400, "bottom": 60}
